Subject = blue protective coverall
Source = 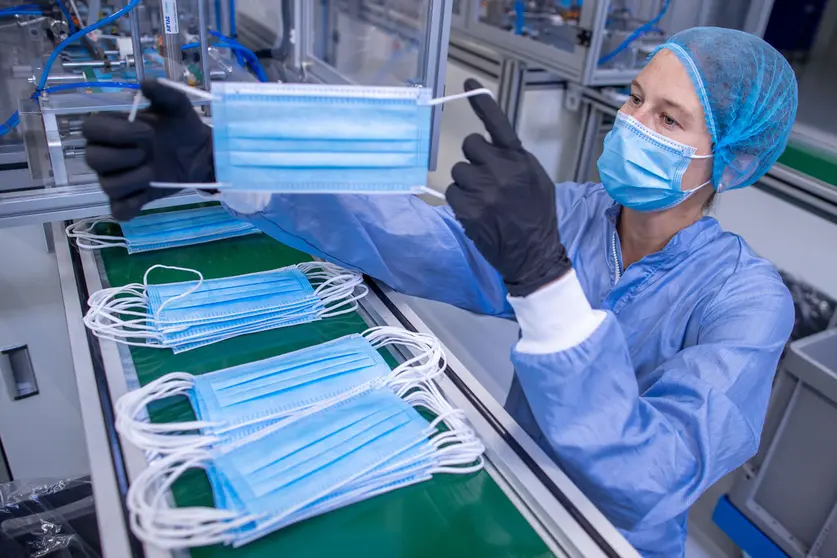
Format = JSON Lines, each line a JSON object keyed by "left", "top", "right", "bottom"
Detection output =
{"left": 224, "top": 180, "right": 794, "bottom": 557}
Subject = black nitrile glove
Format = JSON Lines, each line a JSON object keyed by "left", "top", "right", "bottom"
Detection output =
{"left": 82, "top": 79, "right": 214, "bottom": 221}
{"left": 446, "top": 79, "right": 571, "bottom": 298}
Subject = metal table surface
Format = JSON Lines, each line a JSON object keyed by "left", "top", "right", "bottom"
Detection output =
{"left": 53, "top": 209, "right": 640, "bottom": 558}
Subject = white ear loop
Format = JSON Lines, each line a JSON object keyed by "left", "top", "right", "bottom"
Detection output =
{"left": 297, "top": 262, "right": 368, "bottom": 318}
{"left": 83, "top": 265, "right": 205, "bottom": 348}
{"left": 127, "top": 449, "right": 262, "bottom": 549}
{"left": 65, "top": 217, "right": 128, "bottom": 250}
{"left": 144, "top": 264, "right": 205, "bottom": 320}
{"left": 115, "top": 373, "right": 223, "bottom": 455}
{"left": 425, "top": 88, "right": 495, "bottom": 106}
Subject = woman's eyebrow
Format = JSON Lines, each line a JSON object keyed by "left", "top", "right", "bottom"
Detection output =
{"left": 658, "top": 97, "right": 694, "bottom": 125}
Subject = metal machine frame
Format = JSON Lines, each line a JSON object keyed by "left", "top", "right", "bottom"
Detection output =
{"left": 53, "top": 221, "right": 642, "bottom": 558}
{"left": 0, "top": 0, "right": 458, "bottom": 222}
{"left": 453, "top": 0, "right": 776, "bottom": 86}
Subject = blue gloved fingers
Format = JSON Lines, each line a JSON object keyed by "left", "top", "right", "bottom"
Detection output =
{"left": 140, "top": 79, "right": 194, "bottom": 117}
{"left": 85, "top": 144, "right": 147, "bottom": 174}
{"left": 82, "top": 112, "right": 154, "bottom": 147}
{"left": 464, "top": 78, "right": 522, "bottom": 151}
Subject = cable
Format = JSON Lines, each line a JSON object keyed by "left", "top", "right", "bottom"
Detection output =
{"left": 598, "top": 0, "right": 670, "bottom": 66}
{"left": 514, "top": 0, "right": 525, "bottom": 35}
{"left": 0, "top": 5, "right": 43, "bottom": 16}
{"left": 0, "top": 4, "right": 41, "bottom": 15}
{"left": 0, "top": 112, "right": 20, "bottom": 137}
{"left": 0, "top": 82, "right": 140, "bottom": 138}
{"left": 228, "top": 0, "right": 235, "bottom": 38}
{"left": 55, "top": 0, "right": 77, "bottom": 32}
{"left": 37, "top": 0, "right": 142, "bottom": 92}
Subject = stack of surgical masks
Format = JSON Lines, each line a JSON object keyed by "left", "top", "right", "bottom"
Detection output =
{"left": 122, "top": 328, "right": 484, "bottom": 549}
{"left": 84, "top": 262, "right": 367, "bottom": 352}
{"left": 66, "top": 205, "right": 260, "bottom": 253}
{"left": 115, "top": 328, "right": 446, "bottom": 454}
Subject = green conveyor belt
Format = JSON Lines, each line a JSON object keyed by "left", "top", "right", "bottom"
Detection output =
{"left": 778, "top": 143, "right": 837, "bottom": 188}
{"left": 96, "top": 213, "right": 553, "bottom": 558}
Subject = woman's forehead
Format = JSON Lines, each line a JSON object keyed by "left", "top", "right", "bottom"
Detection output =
{"left": 636, "top": 50, "right": 705, "bottom": 118}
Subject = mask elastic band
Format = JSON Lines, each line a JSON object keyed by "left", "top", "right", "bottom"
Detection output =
{"left": 66, "top": 217, "right": 128, "bottom": 250}
{"left": 158, "top": 77, "right": 216, "bottom": 101}
{"left": 425, "top": 88, "right": 494, "bottom": 106}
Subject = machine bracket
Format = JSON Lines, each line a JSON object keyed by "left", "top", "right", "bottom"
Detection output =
{"left": 564, "top": 83, "right": 583, "bottom": 112}
{"left": 576, "top": 28, "right": 592, "bottom": 47}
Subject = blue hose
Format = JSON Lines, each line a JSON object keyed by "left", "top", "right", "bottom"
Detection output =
{"left": 514, "top": 0, "right": 525, "bottom": 35}
{"left": 55, "top": 0, "right": 76, "bottom": 32}
{"left": 0, "top": 82, "right": 140, "bottom": 138}
{"left": 206, "top": 30, "right": 267, "bottom": 82}
{"left": 0, "top": 4, "right": 41, "bottom": 15}
{"left": 598, "top": 0, "right": 670, "bottom": 66}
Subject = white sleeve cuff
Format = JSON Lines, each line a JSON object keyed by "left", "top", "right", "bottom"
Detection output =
{"left": 508, "top": 269, "right": 607, "bottom": 355}
{"left": 194, "top": 189, "right": 270, "bottom": 215}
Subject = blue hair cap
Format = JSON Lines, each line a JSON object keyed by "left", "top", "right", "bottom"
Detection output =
{"left": 654, "top": 27, "right": 798, "bottom": 191}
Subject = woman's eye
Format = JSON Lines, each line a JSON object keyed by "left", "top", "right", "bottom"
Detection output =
{"left": 662, "top": 113, "right": 677, "bottom": 127}
{"left": 629, "top": 94, "right": 642, "bottom": 106}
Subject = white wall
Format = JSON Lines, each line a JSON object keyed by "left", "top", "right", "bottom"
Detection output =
{"left": 712, "top": 187, "right": 837, "bottom": 299}
{"left": 0, "top": 225, "right": 89, "bottom": 481}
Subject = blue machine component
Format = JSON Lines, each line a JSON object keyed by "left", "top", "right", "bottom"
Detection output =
{"left": 713, "top": 496, "right": 789, "bottom": 558}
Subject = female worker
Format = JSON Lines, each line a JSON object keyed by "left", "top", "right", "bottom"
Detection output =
{"left": 82, "top": 27, "right": 798, "bottom": 557}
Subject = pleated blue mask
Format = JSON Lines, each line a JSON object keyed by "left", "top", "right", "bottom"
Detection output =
{"left": 191, "top": 334, "right": 392, "bottom": 430}
{"left": 220, "top": 390, "right": 435, "bottom": 544}
{"left": 113, "top": 327, "right": 447, "bottom": 456}
{"left": 211, "top": 82, "right": 433, "bottom": 193}
{"left": 597, "top": 111, "right": 713, "bottom": 212}
{"left": 66, "top": 205, "right": 260, "bottom": 253}
{"left": 85, "top": 263, "right": 366, "bottom": 353}
{"left": 125, "top": 382, "right": 486, "bottom": 549}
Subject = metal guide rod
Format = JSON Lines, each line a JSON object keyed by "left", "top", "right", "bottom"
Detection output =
{"left": 128, "top": 8, "right": 145, "bottom": 82}
{"left": 197, "top": 0, "right": 211, "bottom": 91}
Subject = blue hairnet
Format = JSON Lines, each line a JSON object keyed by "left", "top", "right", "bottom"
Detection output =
{"left": 654, "top": 27, "right": 798, "bottom": 192}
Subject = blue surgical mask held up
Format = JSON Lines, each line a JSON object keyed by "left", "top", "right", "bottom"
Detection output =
{"left": 142, "top": 78, "right": 493, "bottom": 199}
{"left": 597, "top": 111, "right": 714, "bottom": 212}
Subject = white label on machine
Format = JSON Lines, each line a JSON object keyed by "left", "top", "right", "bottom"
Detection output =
{"left": 162, "top": 0, "right": 179, "bottom": 34}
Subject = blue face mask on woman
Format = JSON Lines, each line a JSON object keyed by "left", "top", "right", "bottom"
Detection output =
{"left": 597, "top": 111, "right": 714, "bottom": 212}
